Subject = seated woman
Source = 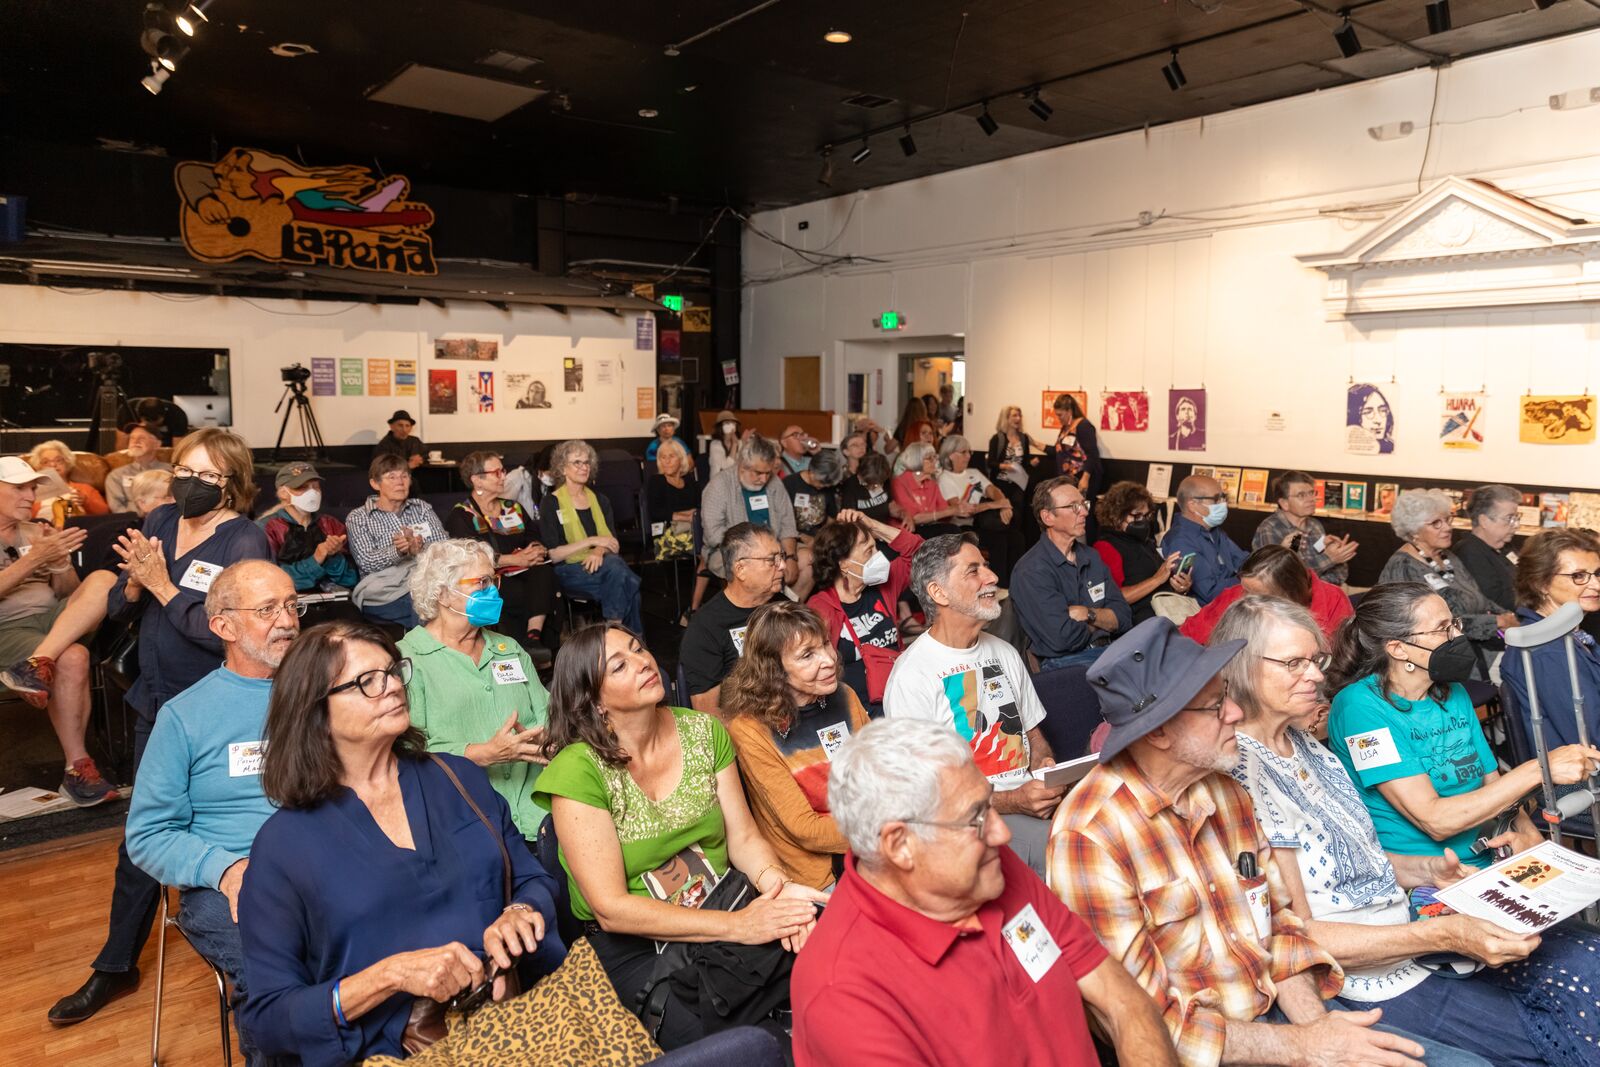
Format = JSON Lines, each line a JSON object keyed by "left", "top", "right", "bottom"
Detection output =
{"left": 835, "top": 451, "right": 898, "bottom": 528}
{"left": 1452, "top": 484, "right": 1522, "bottom": 612}
{"left": 721, "top": 601, "right": 871, "bottom": 891}
{"left": 1091, "top": 481, "right": 1191, "bottom": 624}
{"left": 645, "top": 439, "right": 707, "bottom": 623}
{"left": 538, "top": 440, "right": 643, "bottom": 636}
{"left": 1217, "top": 594, "right": 1600, "bottom": 1067}
{"left": 807, "top": 510, "right": 920, "bottom": 716}
{"left": 444, "top": 450, "right": 555, "bottom": 654}
{"left": 707, "top": 411, "right": 741, "bottom": 476}
{"left": 784, "top": 448, "right": 846, "bottom": 600}
{"left": 27, "top": 439, "right": 110, "bottom": 520}
{"left": 1180, "top": 544, "right": 1351, "bottom": 644}
{"left": 399, "top": 539, "right": 549, "bottom": 843}
{"left": 938, "top": 435, "right": 1023, "bottom": 585}
{"left": 344, "top": 454, "right": 448, "bottom": 629}
{"left": 891, "top": 420, "right": 939, "bottom": 475}
{"left": 890, "top": 443, "right": 963, "bottom": 538}
{"left": 535, "top": 623, "right": 827, "bottom": 1050}
{"left": 1378, "top": 490, "right": 1514, "bottom": 678}
{"left": 838, "top": 431, "right": 867, "bottom": 477}
{"left": 239, "top": 621, "right": 566, "bottom": 1064}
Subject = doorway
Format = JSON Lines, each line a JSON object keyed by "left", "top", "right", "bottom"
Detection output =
{"left": 900, "top": 352, "right": 964, "bottom": 427}
{"left": 784, "top": 356, "right": 821, "bottom": 410}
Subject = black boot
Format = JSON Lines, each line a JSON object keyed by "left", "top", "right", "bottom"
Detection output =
{"left": 47, "top": 968, "right": 140, "bottom": 1025}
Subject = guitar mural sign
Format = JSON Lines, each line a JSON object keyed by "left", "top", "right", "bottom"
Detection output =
{"left": 175, "top": 148, "right": 436, "bottom": 275}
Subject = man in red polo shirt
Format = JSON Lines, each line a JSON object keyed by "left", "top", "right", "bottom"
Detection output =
{"left": 792, "top": 717, "right": 1176, "bottom": 1066}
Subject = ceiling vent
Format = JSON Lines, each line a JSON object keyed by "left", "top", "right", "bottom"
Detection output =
{"left": 478, "top": 49, "right": 542, "bottom": 73}
{"left": 841, "top": 92, "right": 895, "bottom": 109}
{"left": 367, "top": 63, "right": 546, "bottom": 121}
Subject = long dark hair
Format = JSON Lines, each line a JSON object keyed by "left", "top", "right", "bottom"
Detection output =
{"left": 1239, "top": 545, "right": 1312, "bottom": 607}
{"left": 542, "top": 621, "right": 643, "bottom": 768}
{"left": 721, "top": 601, "right": 834, "bottom": 731}
{"left": 1326, "top": 581, "right": 1450, "bottom": 704}
{"left": 261, "top": 621, "right": 428, "bottom": 809}
{"left": 811, "top": 518, "right": 871, "bottom": 590}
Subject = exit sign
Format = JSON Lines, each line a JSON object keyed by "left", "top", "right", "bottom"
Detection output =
{"left": 661, "top": 295, "right": 684, "bottom": 312}
{"left": 873, "top": 311, "right": 907, "bottom": 331}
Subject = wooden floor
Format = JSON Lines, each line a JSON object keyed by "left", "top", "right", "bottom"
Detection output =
{"left": 0, "top": 828, "right": 242, "bottom": 1066}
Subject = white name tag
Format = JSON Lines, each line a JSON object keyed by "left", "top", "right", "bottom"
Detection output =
{"left": 1061, "top": 434, "right": 1077, "bottom": 449}
{"left": 1313, "top": 536, "right": 1327, "bottom": 554}
{"left": 407, "top": 522, "right": 431, "bottom": 539}
{"left": 1344, "top": 726, "right": 1403, "bottom": 770}
{"left": 651, "top": 521, "right": 665, "bottom": 536}
{"left": 729, "top": 625, "right": 749, "bottom": 655}
{"left": 491, "top": 658, "right": 528, "bottom": 685}
{"left": 228, "top": 740, "right": 266, "bottom": 777}
{"left": 816, "top": 721, "right": 849, "bottom": 759}
{"left": 1423, "top": 572, "right": 1449, "bottom": 591}
{"left": 748, "top": 494, "right": 769, "bottom": 510}
{"left": 14, "top": 543, "right": 30, "bottom": 557}
{"left": 1243, "top": 878, "right": 1271, "bottom": 942}
{"left": 1001, "top": 903, "right": 1062, "bottom": 983}
{"left": 794, "top": 493, "right": 811, "bottom": 509}
{"left": 496, "top": 512, "right": 524, "bottom": 532}
{"left": 180, "top": 559, "right": 221, "bottom": 593}
{"left": 1506, "top": 551, "right": 1520, "bottom": 565}
{"left": 1088, "top": 582, "right": 1106, "bottom": 603}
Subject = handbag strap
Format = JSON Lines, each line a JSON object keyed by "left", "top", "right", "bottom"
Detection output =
{"left": 428, "top": 754, "right": 514, "bottom": 907}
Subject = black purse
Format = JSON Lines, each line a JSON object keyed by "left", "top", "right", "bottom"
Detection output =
{"left": 636, "top": 870, "right": 757, "bottom": 1039}
{"left": 100, "top": 621, "right": 140, "bottom": 689}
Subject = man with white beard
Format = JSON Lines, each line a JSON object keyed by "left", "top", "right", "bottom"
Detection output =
{"left": 882, "top": 533, "right": 1065, "bottom": 875}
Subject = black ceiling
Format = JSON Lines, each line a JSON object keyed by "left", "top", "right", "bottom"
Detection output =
{"left": 6, "top": 0, "right": 1599, "bottom": 212}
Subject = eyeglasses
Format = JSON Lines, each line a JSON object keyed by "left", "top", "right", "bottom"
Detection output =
{"left": 1127, "top": 510, "right": 1151, "bottom": 521}
{"left": 1178, "top": 684, "right": 1230, "bottom": 719}
{"left": 454, "top": 574, "right": 500, "bottom": 592}
{"left": 477, "top": 467, "right": 506, "bottom": 477}
{"left": 736, "top": 552, "right": 785, "bottom": 569}
{"left": 1260, "top": 652, "right": 1332, "bottom": 675}
{"left": 1285, "top": 490, "right": 1317, "bottom": 501}
{"left": 325, "top": 658, "right": 413, "bottom": 699}
{"left": 1421, "top": 517, "right": 1452, "bottom": 530}
{"left": 1193, "top": 493, "right": 1227, "bottom": 504}
{"left": 906, "top": 800, "right": 994, "bottom": 835}
{"left": 1045, "top": 500, "right": 1091, "bottom": 515}
{"left": 1483, "top": 511, "right": 1520, "bottom": 527}
{"left": 1404, "top": 617, "right": 1464, "bottom": 640}
{"left": 222, "top": 599, "right": 307, "bottom": 622}
{"left": 378, "top": 471, "right": 410, "bottom": 483}
{"left": 565, "top": 459, "right": 592, "bottom": 470}
{"left": 447, "top": 959, "right": 502, "bottom": 1014}
{"left": 1556, "top": 569, "right": 1600, "bottom": 587}
{"left": 173, "top": 465, "right": 228, "bottom": 487}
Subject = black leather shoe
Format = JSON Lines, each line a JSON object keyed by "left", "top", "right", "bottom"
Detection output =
{"left": 47, "top": 968, "right": 140, "bottom": 1025}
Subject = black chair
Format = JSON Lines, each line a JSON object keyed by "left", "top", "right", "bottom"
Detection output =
{"left": 533, "top": 814, "right": 585, "bottom": 947}
{"left": 676, "top": 662, "right": 692, "bottom": 709}
{"left": 637, "top": 485, "right": 691, "bottom": 621}
{"left": 593, "top": 450, "right": 644, "bottom": 545}
{"left": 1031, "top": 664, "right": 1104, "bottom": 761}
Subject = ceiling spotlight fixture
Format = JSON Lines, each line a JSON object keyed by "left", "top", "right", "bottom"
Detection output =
{"left": 1162, "top": 49, "right": 1186, "bottom": 92}
{"left": 824, "top": 29, "right": 852, "bottom": 44}
{"left": 976, "top": 101, "right": 999, "bottom": 136}
{"left": 899, "top": 126, "right": 917, "bottom": 156}
{"left": 158, "top": 41, "right": 190, "bottom": 71}
{"left": 175, "top": 0, "right": 210, "bottom": 36}
{"left": 141, "top": 63, "right": 171, "bottom": 95}
{"left": 638, "top": 107, "right": 659, "bottom": 118}
{"left": 269, "top": 41, "right": 317, "bottom": 58}
{"left": 1425, "top": 0, "right": 1451, "bottom": 33}
{"left": 818, "top": 146, "right": 834, "bottom": 186}
{"left": 1027, "top": 89, "right": 1052, "bottom": 122}
{"left": 663, "top": 45, "right": 681, "bottom": 56}
{"left": 850, "top": 139, "right": 872, "bottom": 164}
{"left": 1333, "top": 15, "right": 1362, "bottom": 58}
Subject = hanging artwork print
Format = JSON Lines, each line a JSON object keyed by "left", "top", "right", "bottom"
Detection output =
{"left": 311, "top": 358, "right": 336, "bottom": 397}
{"left": 339, "top": 358, "right": 363, "bottom": 396}
{"left": 683, "top": 306, "right": 712, "bottom": 333}
{"left": 1168, "top": 389, "right": 1207, "bottom": 451}
{"left": 472, "top": 371, "right": 495, "bottom": 413}
{"left": 1520, "top": 395, "right": 1596, "bottom": 444}
{"left": 1346, "top": 383, "right": 1395, "bottom": 455}
{"left": 564, "top": 357, "right": 584, "bottom": 392}
{"left": 1439, "top": 392, "right": 1485, "bottom": 450}
{"left": 394, "top": 359, "right": 417, "bottom": 396}
{"left": 1040, "top": 390, "right": 1088, "bottom": 429}
{"left": 366, "top": 359, "right": 391, "bottom": 396}
{"left": 1099, "top": 391, "right": 1150, "bottom": 432}
{"left": 428, "top": 369, "right": 457, "bottom": 414}
{"left": 174, "top": 148, "right": 435, "bottom": 274}
{"left": 434, "top": 338, "right": 498, "bottom": 361}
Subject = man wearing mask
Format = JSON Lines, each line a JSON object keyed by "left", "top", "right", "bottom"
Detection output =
{"left": 125, "top": 560, "right": 301, "bottom": 1066}
{"left": 255, "top": 462, "right": 358, "bottom": 592}
{"left": 1160, "top": 475, "right": 1247, "bottom": 606}
{"left": 373, "top": 409, "right": 425, "bottom": 470}
{"left": 680, "top": 522, "right": 785, "bottom": 715}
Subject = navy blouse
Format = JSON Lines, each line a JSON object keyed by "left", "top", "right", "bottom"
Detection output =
{"left": 237, "top": 754, "right": 564, "bottom": 1067}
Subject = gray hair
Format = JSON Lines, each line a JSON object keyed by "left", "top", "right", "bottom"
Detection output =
{"left": 829, "top": 718, "right": 974, "bottom": 865}
{"left": 655, "top": 437, "right": 691, "bottom": 474}
{"left": 204, "top": 559, "right": 289, "bottom": 619}
{"left": 909, "top": 532, "right": 978, "bottom": 623}
{"left": 1390, "top": 488, "right": 1453, "bottom": 541}
{"left": 550, "top": 440, "right": 599, "bottom": 487}
{"left": 719, "top": 521, "right": 776, "bottom": 578}
{"left": 937, "top": 435, "right": 971, "bottom": 470}
{"left": 1466, "top": 484, "right": 1521, "bottom": 527}
{"left": 1211, "top": 595, "right": 1326, "bottom": 719}
{"left": 409, "top": 538, "right": 496, "bottom": 622}
{"left": 898, "top": 441, "right": 935, "bottom": 474}
{"left": 808, "top": 448, "right": 846, "bottom": 487}
{"left": 735, "top": 434, "right": 778, "bottom": 468}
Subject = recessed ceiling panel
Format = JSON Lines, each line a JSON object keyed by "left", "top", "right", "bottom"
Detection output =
{"left": 367, "top": 63, "right": 545, "bottom": 122}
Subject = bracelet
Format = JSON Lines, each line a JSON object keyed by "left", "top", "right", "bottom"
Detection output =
{"left": 754, "top": 864, "right": 787, "bottom": 893}
{"left": 332, "top": 980, "right": 349, "bottom": 1028}
{"left": 503, "top": 902, "right": 534, "bottom": 915}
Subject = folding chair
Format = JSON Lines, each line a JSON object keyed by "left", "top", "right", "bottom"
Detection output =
{"left": 1030, "top": 664, "right": 1105, "bottom": 761}
{"left": 150, "top": 887, "right": 233, "bottom": 1066}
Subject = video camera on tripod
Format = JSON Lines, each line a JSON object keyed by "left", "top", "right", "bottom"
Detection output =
{"left": 274, "top": 362, "right": 325, "bottom": 458}
{"left": 281, "top": 363, "right": 312, "bottom": 387}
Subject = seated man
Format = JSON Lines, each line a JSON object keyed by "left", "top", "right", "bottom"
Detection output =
{"left": 681, "top": 522, "right": 784, "bottom": 714}
{"left": 793, "top": 717, "right": 1177, "bottom": 1067}
{"left": 1160, "top": 474, "right": 1247, "bottom": 605}
{"left": 883, "top": 533, "right": 1064, "bottom": 875}
{"left": 0, "top": 457, "right": 113, "bottom": 805}
{"left": 1049, "top": 617, "right": 1486, "bottom": 1067}
{"left": 372, "top": 408, "right": 424, "bottom": 470}
{"left": 126, "top": 560, "right": 300, "bottom": 1066}
{"left": 702, "top": 435, "right": 800, "bottom": 587}
{"left": 255, "top": 461, "right": 358, "bottom": 592}
{"left": 344, "top": 453, "right": 446, "bottom": 628}
{"left": 778, "top": 424, "right": 820, "bottom": 475}
{"left": 1011, "top": 476, "right": 1130, "bottom": 669}
{"left": 103, "top": 423, "right": 172, "bottom": 514}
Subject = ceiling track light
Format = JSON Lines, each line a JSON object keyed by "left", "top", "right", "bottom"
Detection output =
{"left": 976, "top": 101, "right": 999, "bottom": 136}
{"left": 176, "top": 0, "right": 212, "bottom": 37}
{"left": 1425, "top": 0, "right": 1451, "bottom": 34}
{"left": 1026, "top": 89, "right": 1052, "bottom": 122}
{"left": 141, "top": 62, "right": 171, "bottom": 95}
{"left": 1162, "top": 49, "right": 1186, "bottom": 91}
{"left": 1333, "top": 15, "right": 1362, "bottom": 58}
{"left": 898, "top": 126, "right": 917, "bottom": 156}
{"left": 850, "top": 139, "right": 871, "bottom": 164}
{"left": 818, "top": 147, "right": 833, "bottom": 187}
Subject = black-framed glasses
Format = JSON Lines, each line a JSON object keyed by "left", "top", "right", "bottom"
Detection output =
{"left": 1261, "top": 652, "right": 1332, "bottom": 675}
{"left": 1404, "top": 617, "right": 1464, "bottom": 641}
{"left": 1179, "top": 684, "right": 1230, "bottom": 719}
{"left": 222, "top": 599, "right": 307, "bottom": 622}
{"left": 906, "top": 800, "right": 994, "bottom": 835}
{"left": 1193, "top": 493, "right": 1227, "bottom": 504}
{"left": 326, "top": 658, "right": 413, "bottom": 699}
{"left": 1556, "top": 570, "right": 1600, "bottom": 587}
{"left": 172, "top": 465, "right": 228, "bottom": 487}
{"left": 1045, "top": 500, "right": 1091, "bottom": 515}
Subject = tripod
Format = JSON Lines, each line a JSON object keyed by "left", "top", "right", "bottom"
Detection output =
{"left": 273, "top": 380, "right": 326, "bottom": 459}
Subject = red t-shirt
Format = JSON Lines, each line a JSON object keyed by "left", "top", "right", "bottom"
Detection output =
{"left": 793, "top": 848, "right": 1108, "bottom": 1067}
{"left": 1179, "top": 574, "right": 1353, "bottom": 644}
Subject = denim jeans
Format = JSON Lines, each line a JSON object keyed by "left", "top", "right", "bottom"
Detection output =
{"left": 652, "top": 1026, "right": 785, "bottom": 1066}
{"left": 92, "top": 715, "right": 161, "bottom": 974}
{"left": 554, "top": 555, "right": 643, "bottom": 634}
{"left": 1334, "top": 972, "right": 1554, "bottom": 1067}
{"left": 361, "top": 591, "right": 420, "bottom": 629}
{"left": 1037, "top": 646, "right": 1107, "bottom": 671}
{"left": 177, "top": 887, "right": 266, "bottom": 1067}
{"left": 1257, "top": 1004, "right": 1490, "bottom": 1067}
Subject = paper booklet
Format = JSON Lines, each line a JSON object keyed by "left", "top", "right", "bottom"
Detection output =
{"left": 1434, "top": 840, "right": 1600, "bottom": 935}
{"left": 1146, "top": 463, "right": 1173, "bottom": 499}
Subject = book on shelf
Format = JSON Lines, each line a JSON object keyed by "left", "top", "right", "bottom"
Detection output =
{"left": 1146, "top": 463, "right": 1173, "bottom": 499}
{"left": 1190, "top": 464, "right": 1216, "bottom": 482}
{"left": 1313, "top": 480, "right": 1326, "bottom": 509}
{"left": 1343, "top": 482, "right": 1367, "bottom": 513}
{"left": 1323, "top": 480, "right": 1345, "bottom": 510}
{"left": 1518, "top": 503, "right": 1542, "bottom": 528}
{"left": 1569, "top": 492, "right": 1600, "bottom": 533}
{"left": 1374, "top": 483, "right": 1398, "bottom": 515}
{"left": 1214, "top": 467, "right": 1243, "bottom": 505}
{"left": 1240, "top": 468, "right": 1269, "bottom": 505}
{"left": 1541, "top": 493, "right": 1570, "bottom": 528}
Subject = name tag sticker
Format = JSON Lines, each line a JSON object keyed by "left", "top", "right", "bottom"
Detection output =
{"left": 1088, "top": 582, "right": 1106, "bottom": 603}
{"left": 407, "top": 522, "right": 431, "bottom": 539}
{"left": 729, "top": 625, "right": 749, "bottom": 655}
{"left": 1313, "top": 536, "right": 1327, "bottom": 554}
{"left": 1001, "top": 903, "right": 1062, "bottom": 982}
{"left": 748, "top": 494, "right": 769, "bottom": 510}
{"left": 228, "top": 740, "right": 265, "bottom": 777}
{"left": 14, "top": 543, "right": 29, "bottom": 556}
{"left": 794, "top": 493, "right": 811, "bottom": 509}
{"left": 1242, "top": 878, "right": 1271, "bottom": 942}
{"left": 496, "top": 512, "right": 524, "bottom": 532}
{"left": 1062, "top": 434, "right": 1077, "bottom": 449}
{"left": 491, "top": 659, "right": 528, "bottom": 685}
{"left": 651, "top": 522, "right": 665, "bottom": 536}
{"left": 816, "top": 721, "right": 849, "bottom": 759}
{"left": 180, "top": 559, "right": 220, "bottom": 593}
{"left": 1506, "top": 551, "right": 1520, "bottom": 565}
{"left": 1344, "top": 726, "right": 1403, "bottom": 770}
{"left": 1423, "top": 572, "right": 1449, "bottom": 592}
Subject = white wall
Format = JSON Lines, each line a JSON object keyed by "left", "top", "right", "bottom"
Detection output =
{"left": 742, "top": 29, "right": 1600, "bottom": 487}
{"left": 0, "top": 286, "right": 656, "bottom": 448}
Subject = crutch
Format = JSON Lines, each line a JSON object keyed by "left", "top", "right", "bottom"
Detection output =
{"left": 1503, "top": 600, "right": 1600, "bottom": 838}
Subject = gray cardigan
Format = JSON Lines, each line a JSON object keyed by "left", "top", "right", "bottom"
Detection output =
{"left": 1376, "top": 548, "right": 1505, "bottom": 641}
{"left": 700, "top": 466, "right": 798, "bottom": 578}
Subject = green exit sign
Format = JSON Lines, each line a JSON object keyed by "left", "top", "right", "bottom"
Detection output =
{"left": 661, "top": 295, "right": 684, "bottom": 312}
{"left": 875, "top": 311, "right": 906, "bottom": 330}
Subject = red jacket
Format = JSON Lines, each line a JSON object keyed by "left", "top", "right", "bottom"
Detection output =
{"left": 1180, "top": 572, "right": 1353, "bottom": 644}
{"left": 807, "top": 529, "right": 923, "bottom": 704}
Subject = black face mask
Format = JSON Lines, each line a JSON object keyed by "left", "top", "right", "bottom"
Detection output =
{"left": 1406, "top": 634, "right": 1476, "bottom": 684}
{"left": 170, "top": 475, "right": 224, "bottom": 518}
{"left": 1123, "top": 520, "right": 1153, "bottom": 541}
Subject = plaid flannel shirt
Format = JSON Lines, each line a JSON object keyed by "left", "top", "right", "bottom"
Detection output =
{"left": 1048, "top": 752, "right": 1342, "bottom": 1067}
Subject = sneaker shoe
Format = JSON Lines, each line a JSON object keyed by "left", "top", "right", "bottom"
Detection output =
{"left": 60, "top": 758, "right": 119, "bottom": 807}
{"left": 1, "top": 655, "right": 54, "bottom": 709}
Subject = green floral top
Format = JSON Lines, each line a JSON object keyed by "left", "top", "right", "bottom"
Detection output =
{"left": 534, "top": 707, "right": 735, "bottom": 921}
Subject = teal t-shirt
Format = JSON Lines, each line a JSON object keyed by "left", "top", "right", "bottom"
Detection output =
{"left": 740, "top": 485, "right": 772, "bottom": 530}
{"left": 1328, "top": 675, "right": 1497, "bottom": 868}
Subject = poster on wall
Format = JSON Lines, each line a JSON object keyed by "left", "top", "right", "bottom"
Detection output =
{"left": 394, "top": 359, "right": 417, "bottom": 396}
{"left": 339, "top": 358, "right": 364, "bottom": 396}
{"left": 507, "top": 373, "right": 552, "bottom": 409}
{"left": 428, "top": 369, "right": 457, "bottom": 414}
{"left": 1346, "top": 383, "right": 1395, "bottom": 455}
{"left": 1519, "top": 395, "right": 1596, "bottom": 444}
{"left": 596, "top": 360, "right": 615, "bottom": 386}
{"left": 434, "top": 338, "right": 498, "bottom": 361}
{"left": 683, "top": 306, "right": 711, "bottom": 333}
{"left": 1168, "top": 389, "right": 1207, "bottom": 451}
{"left": 660, "top": 330, "right": 681, "bottom": 364}
{"left": 472, "top": 371, "right": 495, "bottom": 413}
{"left": 1041, "top": 390, "right": 1088, "bottom": 429}
{"left": 1099, "top": 391, "right": 1149, "bottom": 432}
{"left": 1440, "top": 392, "right": 1485, "bottom": 450}
{"left": 564, "top": 357, "right": 584, "bottom": 392}
{"left": 637, "top": 387, "right": 655, "bottom": 420}
{"left": 311, "top": 357, "right": 336, "bottom": 396}
{"left": 367, "top": 359, "right": 391, "bottom": 396}
{"left": 635, "top": 316, "right": 655, "bottom": 351}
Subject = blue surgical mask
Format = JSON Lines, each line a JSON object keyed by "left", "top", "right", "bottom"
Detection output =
{"left": 1204, "top": 501, "right": 1229, "bottom": 528}
{"left": 453, "top": 585, "right": 504, "bottom": 627}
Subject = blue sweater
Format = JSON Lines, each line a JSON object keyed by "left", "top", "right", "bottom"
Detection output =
{"left": 238, "top": 754, "right": 564, "bottom": 1066}
{"left": 1500, "top": 606, "right": 1600, "bottom": 754}
{"left": 107, "top": 505, "right": 271, "bottom": 719}
{"left": 1160, "top": 513, "right": 1247, "bottom": 605}
{"left": 125, "top": 667, "right": 276, "bottom": 890}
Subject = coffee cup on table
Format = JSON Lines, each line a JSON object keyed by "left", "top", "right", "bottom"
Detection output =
{"left": 428, "top": 450, "right": 443, "bottom": 462}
